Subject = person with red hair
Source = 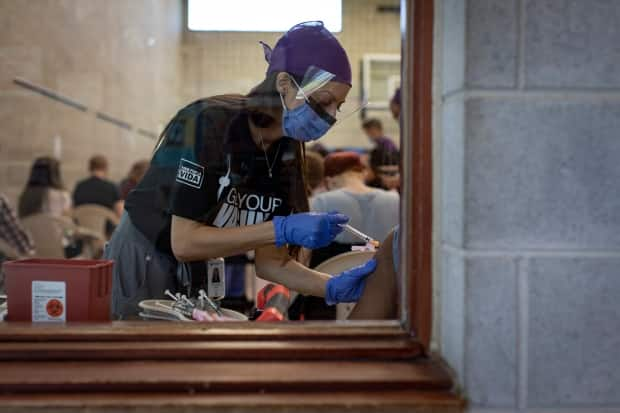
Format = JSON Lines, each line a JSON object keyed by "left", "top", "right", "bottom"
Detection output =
{"left": 309, "top": 151, "right": 399, "bottom": 267}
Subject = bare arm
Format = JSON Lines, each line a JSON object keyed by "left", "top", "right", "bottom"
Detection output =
{"left": 171, "top": 215, "right": 276, "bottom": 262}
{"left": 298, "top": 247, "right": 312, "bottom": 267}
{"left": 254, "top": 244, "right": 330, "bottom": 297}
{"left": 114, "top": 200, "right": 124, "bottom": 218}
{"left": 347, "top": 230, "right": 398, "bottom": 319}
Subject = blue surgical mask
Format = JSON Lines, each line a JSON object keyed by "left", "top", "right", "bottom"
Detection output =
{"left": 280, "top": 80, "right": 336, "bottom": 142}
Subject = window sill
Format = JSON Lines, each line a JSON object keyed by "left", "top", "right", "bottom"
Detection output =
{"left": 0, "top": 322, "right": 462, "bottom": 411}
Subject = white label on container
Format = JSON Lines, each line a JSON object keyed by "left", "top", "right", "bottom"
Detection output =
{"left": 32, "top": 281, "right": 66, "bottom": 322}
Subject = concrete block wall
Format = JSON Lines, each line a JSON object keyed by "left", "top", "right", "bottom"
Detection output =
{"left": 180, "top": 0, "right": 401, "bottom": 150}
{"left": 0, "top": 0, "right": 184, "bottom": 207}
{"left": 437, "top": 0, "right": 620, "bottom": 411}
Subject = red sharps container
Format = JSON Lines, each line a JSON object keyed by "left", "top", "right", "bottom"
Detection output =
{"left": 3, "top": 259, "right": 113, "bottom": 322}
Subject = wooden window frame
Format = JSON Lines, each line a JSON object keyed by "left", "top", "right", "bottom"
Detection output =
{"left": 0, "top": 0, "right": 446, "bottom": 406}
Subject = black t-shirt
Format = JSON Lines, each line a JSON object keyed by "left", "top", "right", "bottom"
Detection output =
{"left": 125, "top": 96, "right": 304, "bottom": 256}
{"left": 73, "top": 176, "right": 120, "bottom": 210}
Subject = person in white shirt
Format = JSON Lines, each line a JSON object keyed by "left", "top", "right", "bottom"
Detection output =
{"left": 311, "top": 151, "right": 399, "bottom": 246}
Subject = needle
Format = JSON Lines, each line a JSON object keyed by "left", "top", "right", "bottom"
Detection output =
{"left": 164, "top": 289, "right": 179, "bottom": 301}
{"left": 341, "top": 224, "right": 380, "bottom": 247}
{"left": 199, "top": 289, "right": 224, "bottom": 317}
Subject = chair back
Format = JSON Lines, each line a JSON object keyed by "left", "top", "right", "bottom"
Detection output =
{"left": 0, "top": 239, "right": 21, "bottom": 260}
{"left": 72, "top": 204, "right": 119, "bottom": 240}
{"left": 20, "top": 214, "right": 73, "bottom": 258}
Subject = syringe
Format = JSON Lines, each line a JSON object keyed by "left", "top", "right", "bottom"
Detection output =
{"left": 341, "top": 224, "right": 380, "bottom": 247}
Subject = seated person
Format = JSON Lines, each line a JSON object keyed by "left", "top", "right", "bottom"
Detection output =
{"left": 290, "top": 152, "right": 399, "bottom": 320}
{"left": 73, "top": 154, "right": 122, "bottom": 236}
{"left": 19, "top": 157, "right": 72, "bottom": 219}
{"left": 366, "top": 146, "right": 401, "bottom": 192}
{"left": 286, "top": 226, "right": 401, "bottom": 321}
{"left": 361, "top": 118, "right": 397, "bottom": 152}
{"left": 0, "top": 193, "right": 34, "bottom": 292}
{"left": 310, "top": 151, "right": 399, "bottom": 267}
{"left": 347, "top": 226, "right": 399, "bottom": 320}
{"left": 73, "top": 154, "right": 123, "bottom": 217}
{"left": 119, "top": 159, "right": 150, "bottom": 200}
{"left": 18, "top": 157, "right": 90, "bottom": 258}
{"left": 0, "top": 193, "right": 34, "bottom": 257}
{"left": 390, "top": 88, "right": 401, "bottom": 121}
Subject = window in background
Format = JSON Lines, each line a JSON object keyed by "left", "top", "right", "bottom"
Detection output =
{"left": 187, "top": 0, "right": 342, "bottom": 32}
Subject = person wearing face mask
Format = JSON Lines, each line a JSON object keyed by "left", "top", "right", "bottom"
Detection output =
{"left": 103, "top": 21, "right": 376, "bottom": 319}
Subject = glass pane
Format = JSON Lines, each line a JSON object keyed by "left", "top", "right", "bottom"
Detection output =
{"left": 0, "top": 0, "right": 403, "bottom": 326}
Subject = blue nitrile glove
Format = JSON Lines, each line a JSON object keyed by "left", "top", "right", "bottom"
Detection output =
{"left": 325, "top": 258, "right": 377, "bottom": 305}
{"left": 273, "top": 212, "right": 349, "bottom": 249}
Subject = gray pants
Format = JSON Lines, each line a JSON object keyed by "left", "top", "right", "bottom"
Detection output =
{"left": 103, "top": 213, "right": 178, "bottom": 319}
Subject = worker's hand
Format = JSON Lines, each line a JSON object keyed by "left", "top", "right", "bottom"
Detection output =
{"left": 273, "top": 212, "right": 348, "bottom": 249}
{"left": 325, "top": 258, "right": 377, "bottom": 305}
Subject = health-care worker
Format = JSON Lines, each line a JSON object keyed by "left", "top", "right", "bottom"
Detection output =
{"left": 104, "top": 21, "right": 377, "bottom": 319}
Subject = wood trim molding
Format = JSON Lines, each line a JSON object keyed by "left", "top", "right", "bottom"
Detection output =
{"left": 0, "top": 360, "right": 453, "bottom": 394}
{"left": 0, "top": 338, "right": 423, "bottom": 361}
{"left": 0, "top": 0, "right": 435, "bottom": 351}
{"left": 404, "top": 0, "right": 435, "bottom": 349}
{"left": 0, "top": 321, "right": 405, "bottom": 342}
{"left": 0, "top": 391, "right": 465, "bottom": 411}
{"left": 0, "top": 0, "right": 438, "bottom": 352}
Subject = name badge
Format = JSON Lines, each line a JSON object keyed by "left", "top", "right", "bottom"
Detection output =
{"left": 207, "top": 257, "right": 226, "bottom": 299}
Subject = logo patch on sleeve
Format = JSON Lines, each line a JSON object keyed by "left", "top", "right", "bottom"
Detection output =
{"left": 176, "top": 158, "right": 204, "bottom": 189}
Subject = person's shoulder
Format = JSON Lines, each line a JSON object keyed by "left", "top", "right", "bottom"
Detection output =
{"left": 47, "top": 188, "right": 67, "bottom": 200}
{"left": 376, "top": 137, "right": 398, "bottom": 150}
{"left": 312, "top": 189, "right": 347, "bottom": 203}
{"left": 309, "top": 190, "right": 334, "bottom": 210}
{"left": 73, "top": 178, "right": 88, "bottom": 190}
{"left": 102, "top": 178, "right": 117, "bottom": 188}
{"left": 371, "top": 187, "right": 399, "bottom": 201}
{"left": 100, "top": 179, "right": 119, "bottom": 195}
{"left": 177, "top": 95, "right": 246, "bottom": 121}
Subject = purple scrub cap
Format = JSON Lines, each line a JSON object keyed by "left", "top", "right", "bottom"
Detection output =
{"left": 260, "top": 21, "right": 352, "bottom": 86}
{"left": 391, "top": 87, "right": 401, "bottom": 106}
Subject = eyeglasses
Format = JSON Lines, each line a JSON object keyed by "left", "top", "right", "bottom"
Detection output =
{"left": 292, "top": 66, "right": 370, "bottom": 126}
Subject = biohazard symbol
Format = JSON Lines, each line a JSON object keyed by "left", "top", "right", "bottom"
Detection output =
{"left": 46, "top": 299, "right": 64, "bottom": 318}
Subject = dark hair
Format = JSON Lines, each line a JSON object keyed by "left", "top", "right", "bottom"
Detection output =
{"left": 246, "top": 73, "right": 310, "bottom": 259}
{"left": 153, "top": 72, "right": 309, "bottom": 260}
{"left": 369, "top": 146, "right": 400, "bottom": 170}
{"left": 18, "top": 157, "right": 65, "bottom": 218}
{"left": 89, "top": 155, "right": 108, "bottom": 172}
{"left": 127, "top": 159, "right": 150, "bottom": 182}
{"left": 304, "top": 151, "right": 325, "bottom": 195}
{"left": 307, "top": 143, "right": 329, "bottom": 158}
{"left": 245, "top": 72, "right": 304, "bottom": 128}
{"left": 362, "top": 118, "right": 383, "bottom": 130}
